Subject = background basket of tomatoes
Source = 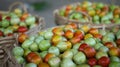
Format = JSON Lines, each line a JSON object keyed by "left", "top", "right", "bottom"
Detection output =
{"left": 54, "top": 1, "right": 120, "bottom": 27}
{"left": 4, "top": 23, "right": 120, "bottom": 67}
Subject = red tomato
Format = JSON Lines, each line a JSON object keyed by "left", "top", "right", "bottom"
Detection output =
{"left": 88, "top": 58, "right": 97, "bottom": 66}
{"left": 93, "top": 33, "right": 103, "bottom": 39}
{"left": 0, "top": 15, "right": 2, "bottom": 21}
{"left": 104, "top": 42, "right": 114, "bottom": 48}
{"left": 78, "top": 43, "right": 89, "bottom": 52}
{"left": 70, "top": 37, "right": 81, "bottom": 44}
{"left": 26, "top": 52, "right": 42, "bottom": 64}
{"left": 66, "top": 5, "right": 72, "bottom": 11}
{"left": 18, "top": 26, "right": 28, "bottom": 33}
{"left": 69, "top": 23, "right": 77, "bottom": 29}
{"left": 7, "top": 33, "right": 13, "bottom": 36}
{"left": 74, "top": 30, "right": 84, "bottom": 39}
{"left": 98, "top": 56, "right": 110, "bottom": 67}
{"left": 5, "top": 16, "right": 11, "bottom": 21}
{"left": 83, "top": 47, "right": 96, "bottom": 58}
{"left": 18, "top": 33, "right": 28, "bottom": 43}
{"left": 0, "top": 31, "right": 3, "bottom": 36}
{"left": 76, "top": 6, "right": 82, "bottom": 11}
{"left": 44, "top": 53, "right": 55, "bottom": 63}
{"left": 89, "top": 28, "right": 99, "bottom": 35}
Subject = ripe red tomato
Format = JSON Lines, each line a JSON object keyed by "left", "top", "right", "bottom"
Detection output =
{"left": 18, "top": 33, "right": 28, "bottom": 43}
{"left": 78, "top": 43, "right": 89, "bottom": 52}
{"left": 88, "top": 58, "right": 97, "bottom": 66}
{"left": 18, "top": 26, "right": 28, "bottom": 33}
{"left": 26, "top": 52, "right": 42, "bottom": 64}
{"left": 0, "top": 31, "right": 3, "bottom": 36}
{"left": 83, "top": 47, "right": 96, "bottom": 58}
{"left": 5, "top": 16, "right": 11, "bottom": 21}
{"left": 98, "top": 56, "right": 110, "bottom": 67}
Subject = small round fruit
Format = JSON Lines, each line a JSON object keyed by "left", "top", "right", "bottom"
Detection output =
{"left": 109, "top": 62, "right": 120, "bottom": 67}
{"left": 25, "top": 63, "right": 37, "bottom": 67}
{"left": 18, "top": 26, "right": 28, "bottom": 33}
{"left": 25, "top": 16, "right": 35, "bottom": 25}
{"left": 87, "top": 58, "right": 97, "bottom": 66}
{"left": 48, "top": 57, "right": 61, "bottom": 67}
{"left": 30, "top": 42, "right": 39, "bottom": 52}
{"left": 38, "top": 62, "right": 50, "bottom": 67}
{"left": 39, "top": 40, "right": 51, "bottom": 51}
{"left": 85, "top": 37, "right": 96, "bottom": 47}
{"left": 12, "top": 47, "right": 24, "bottom": 56}
{"left": 48, "top": 46, "right": 60, "bottom": 56}
{"left": 44, "top": 53, "right": 56, "bottom": 63}
{"left": 62, "top": 50, "right": 73, "bottom": 59}
{"left": 95, "top": 51, "right": 108, "bottom": 59}
{"left": 14, "top": 56, "right": 24, "bottom": 64}
{"left": 98, "top": 56, "right": 110, "bottom": 67}
{"left": 18, "top": 33, "right": 28, "bottom": 43}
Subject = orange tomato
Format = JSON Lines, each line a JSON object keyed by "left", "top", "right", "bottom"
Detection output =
{"left": 44, "top": 53, "right": 56, "bottom": 63}
{"left": 18, "top": 33, "right": 28, "bottom": 43}
{"left": 38, "top": 62, "right": 50, "bottom": 67}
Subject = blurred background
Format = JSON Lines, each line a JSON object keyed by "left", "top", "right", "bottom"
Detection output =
{"left": 0, "top": 0, "right": 119, "bottom": 28}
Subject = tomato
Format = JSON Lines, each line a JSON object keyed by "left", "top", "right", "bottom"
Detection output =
{"left": 69, "top": 23, "right": 77, "bottom": 29}
{"left": 0, "top": 15, "right": 2, "bottom": 21}
{"left": 74, "top": 30, "right": 84, "bottom": 39}
{"left": 89, "top": 28, "right": 99, "bottom": 35}
{"left": 5, "top": 16, "right": 11, "bottom": 21}
{"left": 26, "top": 52, "right": 42, "bottom": 64}
{"left": 18, "top": 26, "right": 28, "bottom": 33}
{"left": 104, "top": 42, "right": 114, "bottom": 48}
{"left": 116, "top": 39, "right": 120, "bottom": 48}
{"left": 78, "top": 43, "right": 89, "bottom": 52}
{"left": 7, "top": 33, "right": 13, "bottom": 36}
{"left": 44, "top": 53, "right": 56, "bottom": 63}
{"left": 98, "top": 56, "right": 110, "bottom": 67}
{"left": 87, "top": 58, "right": 97, "bottom": 66}
{"left": 18, "top": 33, "right": 28, "bottom": 43}
{"left": 70, "top": 37, "right": 81, "bottom": 44}
{"left": 83, "top": 47, "right": 96, "bottom": 58}
{"left": 64, "top": 30, "right": 74, "bottom": 39}
{"left": 52, "top": 27, "right": 64, "bottom": 36}
{"left": 93, "top": 33, "right": 103, "bottom": 39}
{"left": 38, "top": 62, "right": 50, "bottom": 67}
{"left": 21, "top": 13, "right": 29, "bottom": 20}
{"left": 0, "top": 30, "right": 3, "bottom": 36}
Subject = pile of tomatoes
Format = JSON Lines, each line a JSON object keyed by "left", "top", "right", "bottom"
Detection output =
{"left": 13, "top": 23, "right": 120, "bottom": 67}
{"left": 0, "top": 9, "right": 38, "bottom": 37}
{"left": 59, "top": 1, "right": 120, "bottom": 24}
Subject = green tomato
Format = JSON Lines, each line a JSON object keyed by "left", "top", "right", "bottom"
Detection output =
{"left": 116, "top": 30, "right": 120, "bottom": 39}
{"left": 99, "top": 30, "right": 107, "bottom": 36}
{"left": 115, "top": 18, "right": 120, "bottom": 24}
{"left": 85, "top": 37, "right": 96, "bottom": 47}
{"left": 94, "top": 43, "right": 103, "bottom": 50}
{"left": 106, "top": 12, "right": 113, "bottom": 19}
{"left": 61, "top": 58, "right": 76, "bottom": 67}
{"left": 102, "top": 36, "right": 114, "bottom": 43}
{"left": 93, "top": 21, "right": 100, "bottom": 24}
{"left": 1, "top": 20, "right": 10, "bottom": 28}
{"left": 95, "top": 51, "right": 108, "bottom": 59}
{"left": 44, "top": 31, "right": 53, "bottom": 40}
{"left": 30, "top": 42, "right": 38, "bottom": 52}
{"left": 109, "top": 62, "right": 120, "bottom": 67}
{"left": 73, "top": 52, "right": 86, "bottom": 64}
{"left": 99, "top": 46, "right": 109, "bottom": 53}
{"left": 74, "top": 13, "right": 82, "bottom": 19}
{"left": 10, "top": 17, "right": 20, "bottom": 25}
{"left": 101, "top": 16, "right": 109, "bottom": 22}
{"left": 25, "top": 16, "right": 35, "bottom": 25}
{"left": 106, "top": 32, "right": 115, "bottom": 40}
{"left": 22, "top": 39, "right": 33, "bottom": 49}
{"left": 110, "top": 5, "right": 117, "bottom": 11}
{"left": 28, "top": 36, "right": 36, "bottom": 41}
{"left": 70, "top": 49, "right": 78, "bottom": 55}
{"left": 39, "top": 40, "right": 51, "bottom": 51}
{"left": 62, "top": 50, "right": 73, "bottom": 59}
{"left": 103, "top": 20, "right": 111, "bottom": 24}
{"left": 39, "top": 51, "right": 48, "bottom": 59}
{"left": 9, "top": 13, "right": 18, "bottom": 17}
{"left": 35, "top": 35, "right": 44, "bottom": 44}
{"left": 25, "top": 63, "right": 37, "bottom": 67}
{"left": 73, "top": 43, "right": 81, "bottom": 50}
{"left": 97, "top": 3, "right": 104, "bottom": 8}
{"left": 93, "top": 65, "right": 102, "bottom": 67}
{"left": 19, "top": 22, "right": 27, "bottom": 26}
{"left": 48, "top": 57, "right": 61, "bottom": 67}
{"left": 77, "top": 64, "right": 90, "bottom": 67}
{"left": 12, "top": 47, "right": 24, "bottom": 56}
{"left": 48, "top": 46, "right": 60, "bottom": 56}
{"left": 4, "top": 28, "right": 13, "bottom": 35}
{"left": 29, "top": 24, "right": 36, "bottom": 29}
{"left": 14, "top": 56, "right": 25, "bottom": 64}
{"left": 79, "top": 18, "right": 87, "bottom": 23}
{"left": 24, "top": 49, "right": 31, "bottom": 56}
{"left": 93, "top": 15, "right": 99, "bottom": 21}
{"left": 110, "top": 56, "right": 120, "bottom": 62}
{"left": 56, "top": 41, "right": 67, "bottom": 52}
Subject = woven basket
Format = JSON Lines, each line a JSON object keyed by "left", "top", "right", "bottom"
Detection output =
{"left": 54, "top": 1, "right": 119, "bottom": 27}
{"left": 3, "top": 22, "right": 120, "bottom": 67}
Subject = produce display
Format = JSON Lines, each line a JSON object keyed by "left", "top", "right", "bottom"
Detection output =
{"left": 13, "top": 23, "right": 120, "bottom": 67}
{"left": 0, "top": 9, "right": 39, "bottom": 37}
{"left": 59, "top": 1, "right": 120, "bottom": 24}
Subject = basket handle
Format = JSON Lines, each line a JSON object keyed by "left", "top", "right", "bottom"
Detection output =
{"left": 8, "top": 2, "right": 28, "bottom": 13}
{"left": 67, "top": 11, "right": 92, "bottom": 23}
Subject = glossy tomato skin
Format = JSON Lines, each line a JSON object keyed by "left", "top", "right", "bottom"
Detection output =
{"left": 18, "top": 26, "right": 28, "bottom": 33}
{"left": 70, "top": 37, "right": 81, "bottom": 44}
{"left": 88, "top": 58, "right": 97, "bottom": 66}
{"left": 26, "top": 52, "right": 42, "bottom": 64}
{"left": 38, "top": 62, "right": 50, "bottom": 67}
{"left": 98, "top": 56, "right": 110, "bottom": 67}
{"left": 44, "top": 53, "right": 56, "bottom": 63}
{"left": 78, "top": 43, "right": 89, "bottom": 52}
{"left": 5, "top": 16, "right": 11, "bottom": 21}
{"left": 83, "top": 47, "right": 96, "bottom": 58}
{"left": 18, "top": 33, "right": 28, "bottom": 43}
{"left": 74, "top": 30, "right": 84, "bottom": 39}
{"left": 104, "top": 42, "right": 114, "bottom": 48}
{"left": 64, "top": 30, "right": 74, "bottom": 39}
